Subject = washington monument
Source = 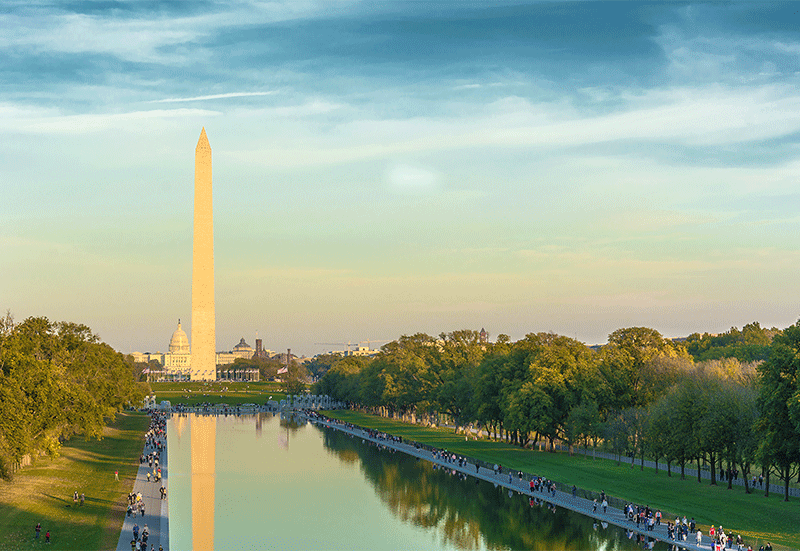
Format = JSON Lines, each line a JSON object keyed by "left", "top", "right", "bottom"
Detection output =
{"left": 191, "top": 128, "right": 216, "bottom": 381}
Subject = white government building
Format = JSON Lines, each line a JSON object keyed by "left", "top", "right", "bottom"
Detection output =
{"left": 132, "top": 321, "right": 261, "bottom": 381}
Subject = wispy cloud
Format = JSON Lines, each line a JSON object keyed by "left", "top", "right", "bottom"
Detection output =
{"left": 149, "top": 92, "right": 276, "bottom": 103}
{"left": 0, "top": 107, "right": 221, "bottom": 134}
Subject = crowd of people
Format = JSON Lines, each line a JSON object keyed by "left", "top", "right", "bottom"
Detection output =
{"left": 127, "top": 411, "right": 167, "bottom": 551}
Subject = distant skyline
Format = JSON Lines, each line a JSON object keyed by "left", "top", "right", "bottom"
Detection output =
{"left": 2, "top": 1, "right": 799, "bottom": 356}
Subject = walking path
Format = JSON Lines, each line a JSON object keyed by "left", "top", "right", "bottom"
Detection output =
{"left": 115, "top": 418, "right": 169, "bottom": 551}
{"left": 305, "top": 412, "right": 748, "bottom": 551}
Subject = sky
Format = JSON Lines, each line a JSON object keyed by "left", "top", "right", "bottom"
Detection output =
{"left": 2, "top": 1, "right": 800, "bottom": 357}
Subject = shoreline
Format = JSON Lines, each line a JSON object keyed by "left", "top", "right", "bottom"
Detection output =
{"left": 304, "top": 411, "right": 719, "bottom": 551}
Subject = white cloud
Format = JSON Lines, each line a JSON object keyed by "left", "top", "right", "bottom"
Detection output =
{"left": 0, "top": 1, "right": 360, "bottom": 64}
{"left": 0, "top": 106, "right": 221, "bottom": 134}
{"left": 150, "top": 92, "right": 276, "bottom": 103}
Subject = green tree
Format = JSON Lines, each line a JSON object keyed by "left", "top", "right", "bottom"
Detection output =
{"left": 602, "top": 327, "right": 690, "bottom": 409}
{"left": 758, "top": 321, "right": 800, "bottom": 501}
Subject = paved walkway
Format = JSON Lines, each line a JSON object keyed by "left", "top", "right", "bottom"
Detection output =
{"left": 307, "top": 414, "right": 742, "bottom": 551}
{"left": 115, "top": 436, "right": 169, "bottom": 551}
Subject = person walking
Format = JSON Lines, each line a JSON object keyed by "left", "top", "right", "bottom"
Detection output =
{"left": 572, "top": 485, "right": 577, "bottom": 498}
{"left": 80, "top": 493, "right": 85, "bottom": 506}
{"left": 115, "top": 470, "right": 119, "bottom": 481}
{"left": 45, "top": 531, "right": 50, "bottom": 544}
{"left": 696, "top": 529, "right": 702, "bottom": 546}
{"left": 602, "top": 498, "right": 608, "bottom": 513}
{"left": 35, "top": 522, "right": 41, "bottom": 540}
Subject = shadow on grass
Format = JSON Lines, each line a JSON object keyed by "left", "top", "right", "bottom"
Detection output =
{"left": 0, "top": 501, "right": 108, "bottom": 550}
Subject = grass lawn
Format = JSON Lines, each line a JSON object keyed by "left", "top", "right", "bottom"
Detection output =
{"left": 0, "top": 412, "right": 149, "bottom": 551}
{"left": 150, "top": 381, "right": 285, "bottom": 406}
{"left": 325, "top": 410, "right": 800, "bottom": 550}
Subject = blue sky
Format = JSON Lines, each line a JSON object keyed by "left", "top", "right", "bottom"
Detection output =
{"left": 2, "top": 1, "right": 799, "bottom": 356}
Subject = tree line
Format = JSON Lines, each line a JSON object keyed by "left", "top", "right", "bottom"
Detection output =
{"left": 313, "top": 321, "right": 800, "bottom": 501}
{"left": 0, "top": 314, "right": 148, "bottom": 480}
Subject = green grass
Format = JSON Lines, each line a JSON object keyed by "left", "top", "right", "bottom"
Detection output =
{"left": 150, "top": 381, "right": 285, "bottom": 406}
{"left": 325, "top": 410, "right": 800, "bottom": 550}
{"left": 0, "top": 412, "right": 150, "bottom": 551}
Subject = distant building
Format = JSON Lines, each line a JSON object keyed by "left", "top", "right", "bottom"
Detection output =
{"left": 324, "top": 345, "right": 380, "bottom": 357}
{"left": 479, "top": 328, "right": 488, "bottom": 344}
{"left": 131, "top": 321, "right": 191, "bottom": 381}
{"left": 216, "top": 338, "right": 255, "bottom": 365}
{"left": 254, "top": 338, "right": 274, "bottom": 359}
{"left": 133, "top": 325, "right": 261, "bottom": 381}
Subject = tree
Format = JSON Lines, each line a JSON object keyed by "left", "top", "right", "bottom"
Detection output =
{"left": 512, "top": 333, "right": 597, "bottom": 449}
{"left": 305, "top": 353, "right": 343, "bottom": 379}
{"left": 757, "top": 320, "right": 800, "bottom": 501}
{"left": 602, "top": 327, "right": 691, "bottom": 410}
{"left": 565, "top": 400, "right": 601, "bottom": 457}
{"left": 0, "top": 315, "right": 145, "bottom": 480}
{"left": 283, "top": 377, "right": 306, "bottom": 400}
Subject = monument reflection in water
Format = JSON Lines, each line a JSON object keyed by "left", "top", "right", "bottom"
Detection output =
{"left": 168, "top": 413, "right": 667, "bottom": 550}
{"left": 191, "top": 415, "right": 216, "bottom": 551}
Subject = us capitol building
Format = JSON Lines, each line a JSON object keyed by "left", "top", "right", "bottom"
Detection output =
{"left": 132, "top": 321, "right": 264, "bottom": 381}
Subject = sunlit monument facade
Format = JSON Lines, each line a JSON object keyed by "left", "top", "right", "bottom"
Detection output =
{"left": 191, "top": 128, "right": 216, "bottom": 381}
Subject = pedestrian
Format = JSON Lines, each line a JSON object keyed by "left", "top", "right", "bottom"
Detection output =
{"left": 73, "top": 490, "right": 78, "bottom": 504}
{"left": 593, "top": 499, "right": 597, "bottom": 512}
{"left": 115, "top": 470, "right": 119, "bottom": 481}
{"left": 696, "top": 530, "right": 702, "bottom": 546}
{"left": 572, "top": 485, "right": 577, "bottom": 498}
{"left": 147, "top": 471, "right": 151, "bottom": 483}
{"left": 45, "top": 531, "right": 50, "bottom": 544}
{"left": 35, "top": 522, "right": 41, "bottom": 539}
{"left": 602, "top": 498, "right": 608, "bottom": 513}
{"left": 80, "top": 493, "right": 85, "bottom": 506}
{"left": 141, "top": 502, "right": 146, "bottom": 516}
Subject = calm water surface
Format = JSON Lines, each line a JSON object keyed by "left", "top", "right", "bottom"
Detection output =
{"left": 167, "top": 413, "right": 667, "bottom": 550}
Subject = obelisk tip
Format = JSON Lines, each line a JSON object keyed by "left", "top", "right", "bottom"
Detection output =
{"left": 197, "top": 127, "right": 210, "bottom": 149}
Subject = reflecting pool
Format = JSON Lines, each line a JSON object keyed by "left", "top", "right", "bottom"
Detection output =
{"left": 168, "top": 413, "right": 668, "bottom": 550}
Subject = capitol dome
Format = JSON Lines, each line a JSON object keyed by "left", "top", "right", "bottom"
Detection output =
{"left": 169, "top": 321, "right": 190, "bottom": 354}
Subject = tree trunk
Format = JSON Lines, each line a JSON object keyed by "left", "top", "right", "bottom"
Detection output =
{"left": 784, "top": 465, "right": 790, "bottom": 502}
{"left": 710, "top": 453, "right": 717, "bottom": 485}
{"left": 680, "top": 460, "right": 685, "bottom": 480}
{"left": 727, "top": 458, "right": 733, "bottom": 490}
{"left": 764, "top": 466, "right": 770, "bottom": 498}
{"left": 697, "top": 457, "right": 702, "bottom": 483}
